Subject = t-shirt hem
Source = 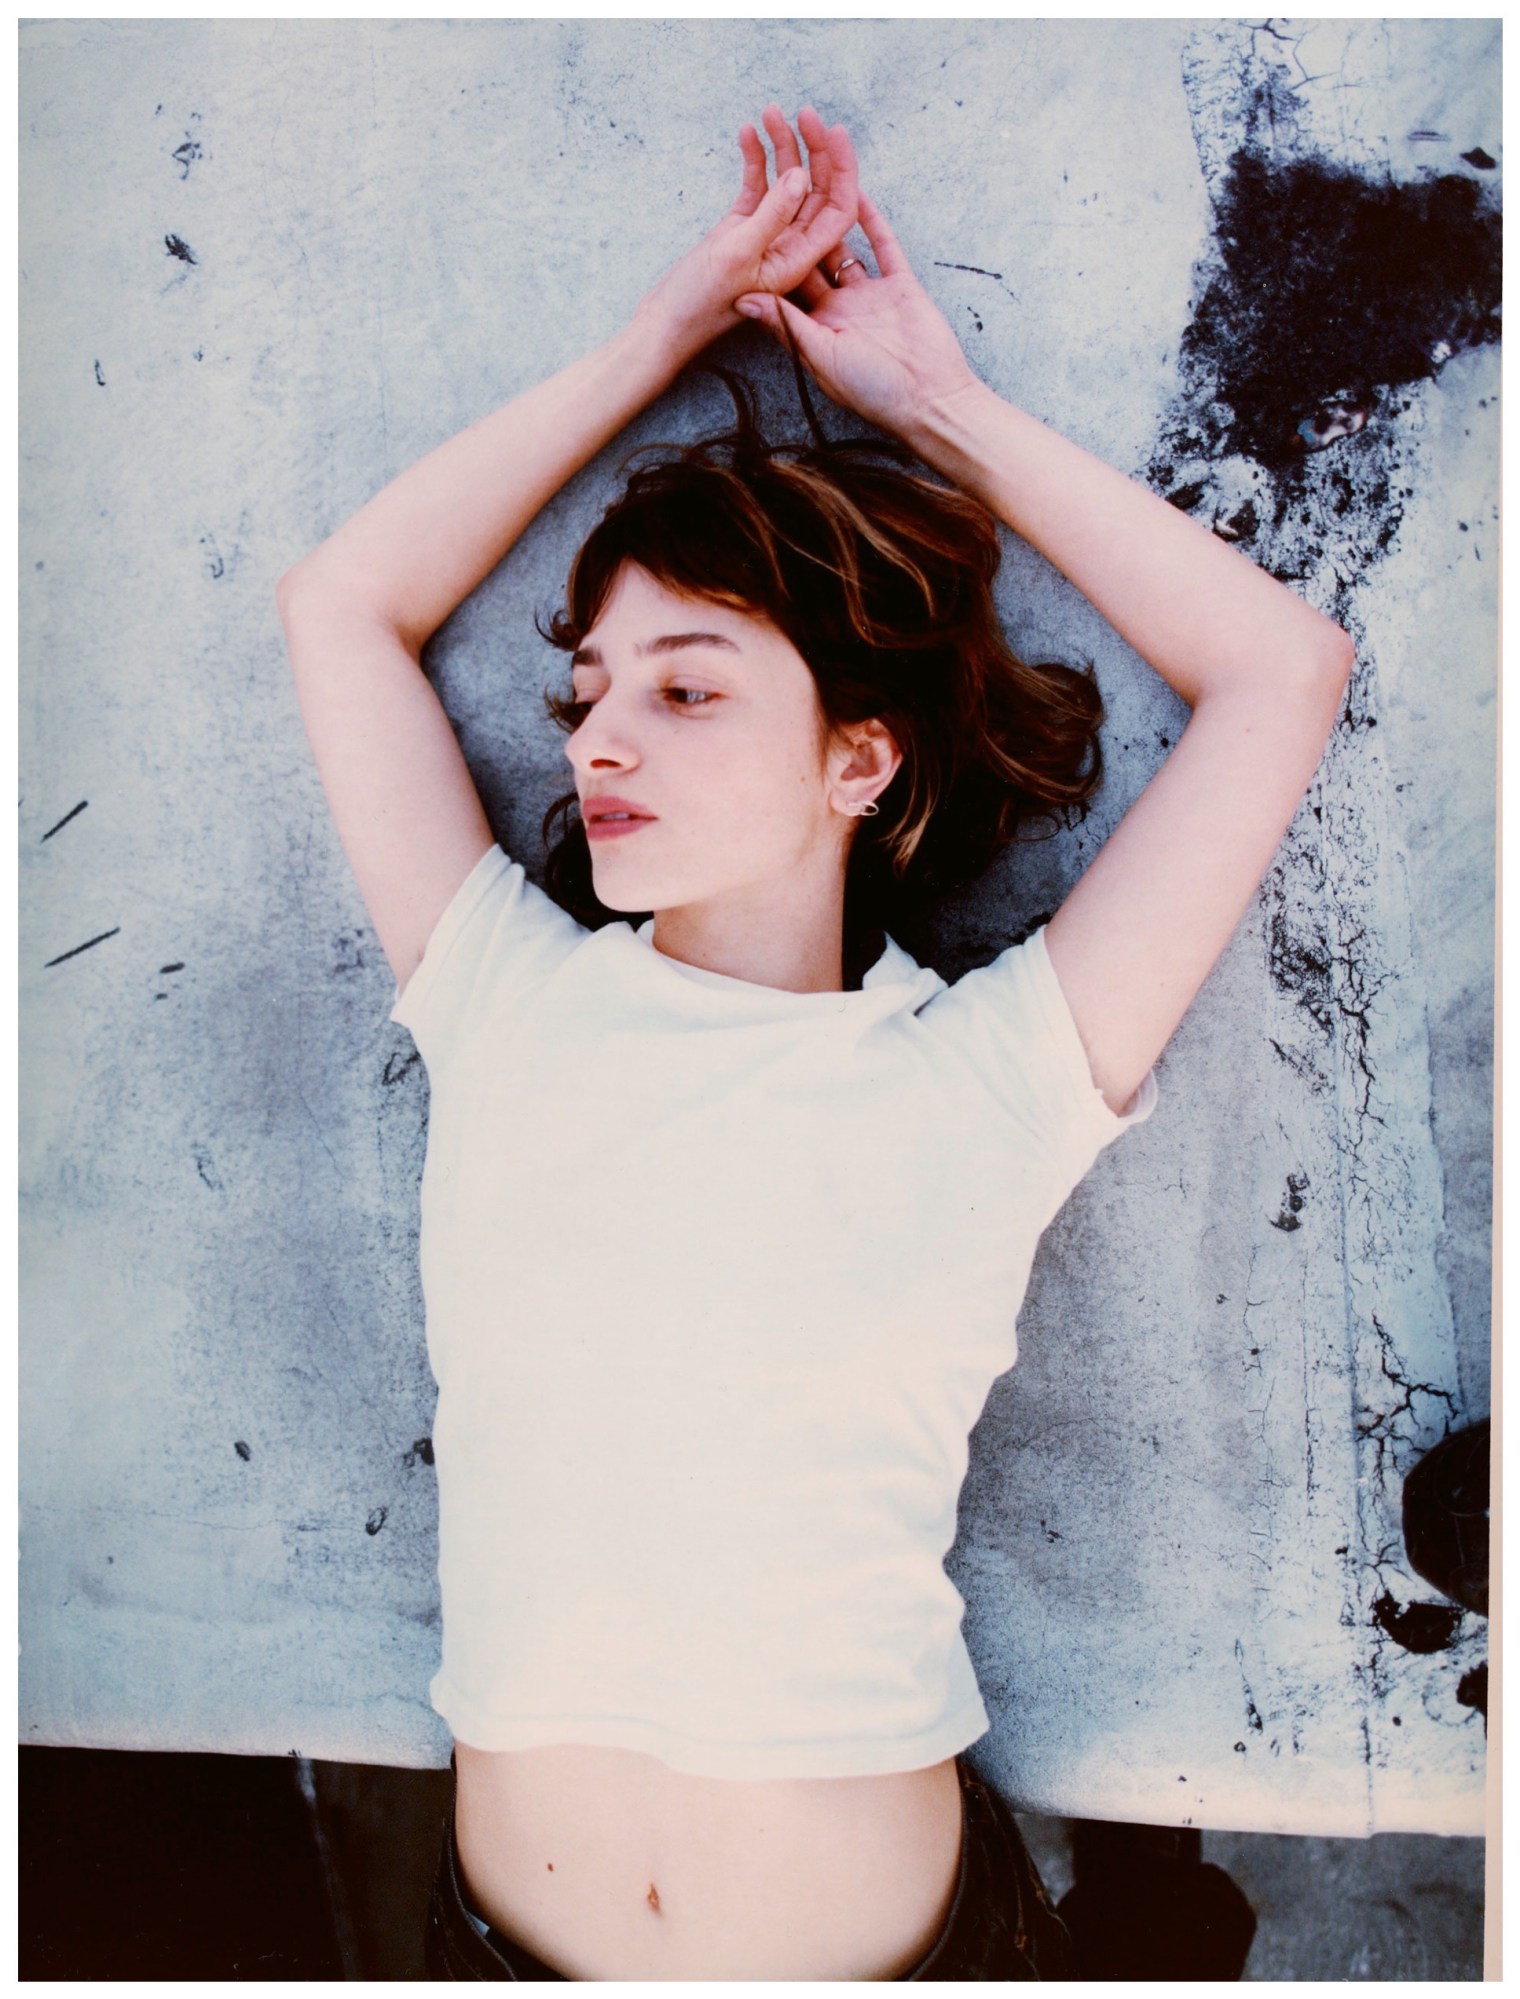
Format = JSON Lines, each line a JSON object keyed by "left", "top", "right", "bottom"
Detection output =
{"left": 433, "top": 1680, "right": 990, "bottom": 1779}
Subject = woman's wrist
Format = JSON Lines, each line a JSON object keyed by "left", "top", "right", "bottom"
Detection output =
{"left": 618, "top": 297, "right": 688, "bottom": 378}
{"left": 627, "top": 291, "right": 730, "bottom": 384}
{"left": 898, "top": 377, "right": 1006, "bottom": 481}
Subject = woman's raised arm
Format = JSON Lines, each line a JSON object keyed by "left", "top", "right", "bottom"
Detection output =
{"left": 739, "top": 156, "right": 1354, "bottom": 1118}
{"left": 277, "top": 110, "right": 859, "bottom": 989}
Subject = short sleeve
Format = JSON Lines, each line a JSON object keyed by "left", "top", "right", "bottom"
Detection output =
{"left": 389, "top": 844, "right": 587, "bottom": 1076}
{"left": 923, "top": 923, "right": 1158, "bottom": 1218}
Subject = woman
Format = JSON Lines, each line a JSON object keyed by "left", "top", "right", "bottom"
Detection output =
{"left": 277, "top": 107, "right": 1352, "bottom": 1981}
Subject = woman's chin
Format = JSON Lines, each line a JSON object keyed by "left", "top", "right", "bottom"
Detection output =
{"left": 588, "top": 864, "right": 663, "bottom": 914}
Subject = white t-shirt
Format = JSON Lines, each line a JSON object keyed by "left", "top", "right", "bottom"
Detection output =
{"left": 391, "top": 843, "right": 1157, "bottom": 1780}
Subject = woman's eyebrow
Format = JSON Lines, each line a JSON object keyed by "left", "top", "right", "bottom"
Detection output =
{"left": 570, "top": 632, "right": 744, "bottom": 668}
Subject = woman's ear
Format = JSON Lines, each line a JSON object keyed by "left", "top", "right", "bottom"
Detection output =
{"left": 829, "top": 717, "right": 902, "bottom": 816}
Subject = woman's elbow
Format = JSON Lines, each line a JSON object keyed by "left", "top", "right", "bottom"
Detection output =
{"left": 1317, "top": 621, "right": 1357, "bottom": 682}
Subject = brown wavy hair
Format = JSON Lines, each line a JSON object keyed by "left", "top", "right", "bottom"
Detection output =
{"left": 538, "top": 366, "right": 1104, "bottom": 965}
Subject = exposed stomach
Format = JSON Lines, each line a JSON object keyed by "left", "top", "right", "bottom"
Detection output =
{"left": 453, "top": 1740, "right": 964, "bottom": 1981}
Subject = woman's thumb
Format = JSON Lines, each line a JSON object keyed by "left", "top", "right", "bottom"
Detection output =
{"left": 736, "top": 292, "right": 825, "bottom": 361}
{"left": 759, "top": 164, "right": 809, "bottom": 225}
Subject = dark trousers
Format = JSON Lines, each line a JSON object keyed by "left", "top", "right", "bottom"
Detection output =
{"left": 424, "top": 1753, "right": 1072, "bottom": 1980}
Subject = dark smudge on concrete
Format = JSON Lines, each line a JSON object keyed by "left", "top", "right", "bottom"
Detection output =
{"left": 1370, "top": 1590, "right": 1462, "bottom": 1655}
{"left": 1150, "top": 108, "right": 1500, "bottom": 603}
{"left": 1178, "top": 152, "right": 1499, "bottom": 471}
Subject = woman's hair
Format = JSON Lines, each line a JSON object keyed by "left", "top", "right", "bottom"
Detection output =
{"left": 537, "top": 363, "right": 1104, "bottom": 964}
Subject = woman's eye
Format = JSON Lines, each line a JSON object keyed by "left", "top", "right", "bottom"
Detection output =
{"left": 667, "top": 688, "right": 716, "bottom": 707}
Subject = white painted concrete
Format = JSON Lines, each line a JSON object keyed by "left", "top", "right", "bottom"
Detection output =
{"left": 21, "top": 19, "right": 1494, "bottom": 1833}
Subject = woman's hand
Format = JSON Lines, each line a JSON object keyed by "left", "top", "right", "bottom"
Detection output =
{"left": 634, "top": 105, "right": 860, "bottom": 371}
{"left": 735, "top": 178, "right": 983, "bottom": 442}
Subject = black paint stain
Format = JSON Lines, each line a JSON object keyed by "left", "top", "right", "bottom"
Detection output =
{"left": 1370, "top": 1590, "right": 1462, "bottom": 1655}
{"left": 1457, "top": 1663, "right": 1487, "bottom": 1725}
{"left": 1265, "top": 903, "right": 1333, "bottom": 1033}
{"left": 45, "top": 926, "right": 120, "bottom": 967}
{"left": 160, "top": 961, "right": 184, "bottom": 975}
{"left": 401, "top": 1437, "right": 435, "bottom": 1469}
{"left": 234, "top": 1440, "right": 252, "bottom": 1461}
{"left": 1150, "top": 126, "right": 1500, "bottom": 599}
{"left": 932, "top": 261, "right": 1019, "bottom": 303}
{"left": 93, "top": 360, "right": 105, "bottom": 387}
{"left": 1234, "top": 1639, "right": 1265, "bottom": 1735}
{"left": 1217, "top": 498, "right": 1259, "bottom": 543}
{"left": 383, "top": 1048, "right": 421, "bottom": 1086}
{"left": 1461, "top": 148, "right": 1496, "bottom": 171}
{"left": 164, "top": 234, "right": 197, "bottom": 265}
{"left": 365, "top": 1506, "right": 388, "bottom": 1535}
{"left": 1180, "top": 152, "right": 1499, "bottom": 469}
{"left": 192, "top": 1145, "right": 223, "bottom": 1191}
{"left": 41, "top": 800, "right": 87, "bottom": 841}
{"left": 1269, "top": 1169, "right": 1309, "bottom": 1232}
{"left": 171, "top": 136, "right": 202, "bottom": 179}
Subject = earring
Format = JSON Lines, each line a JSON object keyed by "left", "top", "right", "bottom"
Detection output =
{"left": 856, "top": 801, "right": 880, "bottom": 818}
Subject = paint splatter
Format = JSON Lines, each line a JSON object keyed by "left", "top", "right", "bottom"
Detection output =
{"left": 1269, "top": 1170, "right": 1310, "bottom": 1233}
{"left": 234, "top": 1440, "right": 252, "bottom": 1462}
{"left": 1150, "top": 121, "right": 1500, "bottom": 601}
{"left": 164, "top": 234, "right": 197, "bottom": 265}
{"left": 45, "top": 927, "right": 120, "bottom": 968}
{"left": 1456, "top": 1663, "right": 1487, "bottom": 1723}
{"left": 366, "top": 1506, "right": 388, "bottom": 1536}
{"left": 41, "top": 800, "right": 87, "bottom": 841}
{"left": 1370, "top": 1590, "right": 1462, "bottom": 1654}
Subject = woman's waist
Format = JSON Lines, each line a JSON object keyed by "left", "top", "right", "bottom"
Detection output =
{"left": 452, "top": 1739, "right": 964, "bottom": 1980}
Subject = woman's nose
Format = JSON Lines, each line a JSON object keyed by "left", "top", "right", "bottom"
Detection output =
{"left": 565, "top": 703, "right": 639, "bottom": 775}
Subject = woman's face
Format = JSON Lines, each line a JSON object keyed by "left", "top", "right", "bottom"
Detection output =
{"left": 564, "top": 561, "right": 845, "bottom": 918}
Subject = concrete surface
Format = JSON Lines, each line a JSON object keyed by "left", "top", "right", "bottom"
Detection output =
{"left": 21, "top": 20, "right": 1494, "bottom": 1839}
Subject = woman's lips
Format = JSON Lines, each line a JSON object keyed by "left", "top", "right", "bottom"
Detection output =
{"left": 586, "top": 816, "right": 652, "bottom": 841}
{"left": 583, "top": 796, "right": 657, "bottom": 842}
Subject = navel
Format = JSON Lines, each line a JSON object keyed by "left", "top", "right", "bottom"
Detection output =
{"left": 646, "top": 1882, "right": 662, "bottom": 1915}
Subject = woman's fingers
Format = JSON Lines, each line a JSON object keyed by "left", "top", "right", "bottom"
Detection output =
{"left": 856, "top": 188, "right": 910, "bottom": 277}
{"left": 743, "top": 106, "right": 862, "bottom": 299}
{"left": 732, "top": 123, "right": 770, "bottom": 217}
{"left": 800, "top": 118, "right": 859, "bottom": 254}
{"left": 761, "top": 103, "right": 804, "bottom": 180}
{"left": 751, "top": 162, "right": 810, "bottom": 240}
